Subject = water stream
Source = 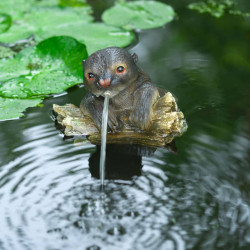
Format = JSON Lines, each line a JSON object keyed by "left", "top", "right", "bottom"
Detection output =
{"left": 100, "top": 91, "right": 111, "bottom": 188}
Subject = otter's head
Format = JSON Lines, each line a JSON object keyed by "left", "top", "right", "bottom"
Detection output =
{"left": 82, "top": 47, "right": 138, "bottom": 98}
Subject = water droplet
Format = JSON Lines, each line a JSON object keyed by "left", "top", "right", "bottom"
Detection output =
{"left": 113, "top": 214, "right": 123, "bottom": 220}
{"left": 107, "top": 224, "right": 126, "bottom": 236}
{"left": 125, "top": 211, "right": 139, "bottom": 218}
{"left": 86, "top": 245, "right": 101, "bottom": 250}
{"left": 47, "top": 228, "right": 61, "bottom": 233}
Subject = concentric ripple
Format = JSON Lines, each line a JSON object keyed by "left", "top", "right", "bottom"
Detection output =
{"left": 0, "top": 116, "right": 187, "bottom": 250}
{"left": 1, "top": 112, "right": 250, "bottom": 250}
{"left": 0, "top": 106, "right": 250, "bottom": 250}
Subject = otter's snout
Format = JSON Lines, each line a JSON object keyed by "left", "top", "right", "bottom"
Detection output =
{"left": 98, "top": 78, "right": 111, "bottom": 88}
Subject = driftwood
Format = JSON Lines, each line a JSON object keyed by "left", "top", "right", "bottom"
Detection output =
{"left": 53, "top": 92, "right": 187, "bottom": 148}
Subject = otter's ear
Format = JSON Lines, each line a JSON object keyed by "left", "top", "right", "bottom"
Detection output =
{"left": 82, "top": 60, "right": 86, "bottom": 68}
{"left": 82, "top": 60, "right": 86, "bottom": 82}
{"left": 131, "top": 53, "right": 138, "bottom": 63}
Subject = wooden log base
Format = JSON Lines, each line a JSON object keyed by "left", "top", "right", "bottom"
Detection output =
{"left": 53, "top": 92, "right": 187, "bottom": 148}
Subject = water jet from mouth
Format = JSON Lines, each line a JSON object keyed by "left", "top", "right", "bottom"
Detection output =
{"left": 100, "top": 91, "right": 111, "bottom": 189}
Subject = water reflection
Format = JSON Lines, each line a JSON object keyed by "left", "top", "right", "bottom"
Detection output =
{"left": 157, "top": 121, "right": 250, "bottom": 249}
{"left": 88, "top": 143, "right": 177, "bottom": 180}
{"left": 89, "top": 144, "right": 144, "bottom": 180}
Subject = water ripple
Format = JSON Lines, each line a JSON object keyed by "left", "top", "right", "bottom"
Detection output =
{"left": 0, "top": 112, "right": 250, "bottom": 250}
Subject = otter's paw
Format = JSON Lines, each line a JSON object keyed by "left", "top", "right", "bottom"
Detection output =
{"left": 130, "top": 107, "right": 152, "bottom": 130}
{"left": 107, "top": 113, "right": 122, "bottom": 132}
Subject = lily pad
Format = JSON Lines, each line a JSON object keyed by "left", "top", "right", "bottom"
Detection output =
{"left": 188, "top": 0, "right": 250, "bottom": 18}
{"left": 0, "top": 97, "right": 43, "bottom": 120}
{"left": 0, "top": 7, "right": 134, "bottom": 54}
{"left": 0, "top": 0, "right": 87, "bottom": 17}
{"left": 0, "top": 7, "right": 93, "bottom": 44}
{"left": 59, "top": 0, "right": 88, "bottom": 7}
{"left": 36, "top": 0, "right": 61, "bottom": 7}
{"left": 0, "top": 46, "right": 15, "bottom": 58}
{"left": 0, "top": 36, "right": 88, "bottom": 98}
{"left": 102, "top": 1, "right": 175, "bottom": 30}
{"left": 0, "top": 13, "right": 12, "bottom": 33}
{"left": 38, "top": 22, "right": 135, "bottom": 54}
{"left": 188, "top": 1, "right": 231, "bottom": 18}
{"left": 0, "top": 0, "right": 34, "bottom": 19}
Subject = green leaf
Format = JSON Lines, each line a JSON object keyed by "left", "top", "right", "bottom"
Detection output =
{"left": 0, "top": 46, "right": 15, "bottom": 59}
{"left": 0, "top": 36, "right": 88, "bottom": 98}
{"left": 0, "top": 97, "right": 43, "bottom": 120}
{"left": 0, "top": 13, "right": 12, "bottom": 33}
{"left": 0, "top": 0, "right": 34, "bottom": 19}
{"left": 80, "top": 23, "right": 135, "bottom": 54}
{"left": 188, "top": 0, "right": 250, "bottom": 18}
{"left": 35, "top": 0, "right": 61, "bottom": 7}
{"left": 59, "top": 0, "right": 88, "bottom": 7}
{"left": 0, "top": 7, "right": 134, "bottom": 54}
{"left": 101, "top": 1, "right": 175, "bottom": 30}
{"left": 0, "top": 7, "right": 93, "bottom": 44}
{"left": 37, "top": 22, "right": 135, "bottom": 54}
{"left": 188, "top": 1, "right": 227, "bottom": 17}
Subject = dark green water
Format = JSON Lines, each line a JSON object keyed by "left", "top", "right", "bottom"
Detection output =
{"left": 0, "top": 2, "right": 250, "bottom": 250}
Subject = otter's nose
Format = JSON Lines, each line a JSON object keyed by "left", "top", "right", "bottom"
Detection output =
{"left": 98, "top": 78, "right": 111, "bottom": 88}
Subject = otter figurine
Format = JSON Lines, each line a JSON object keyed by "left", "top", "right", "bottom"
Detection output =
{"left": 80, "top": 47, "right": 164, "bottom": 131}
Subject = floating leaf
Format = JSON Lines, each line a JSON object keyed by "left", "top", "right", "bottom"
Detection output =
{"left": 0, "top": 7, "right": 93, "bottom": 44}
{"left": 59, "top": 0, "right": 88, "bottom": 7}
{"left": 0, "top": 36, "right": 87, "bottom": 98}
{"left": 188, "top": 1, "right": 229, "bottom": 18}
{"left": 0, "top": 97, "right": 43, "bottom": 120}
{"left": 36, "top": 0, "right": 61, "bottom": 7}
{"left": 80, "top": 23, "right": 134, "bottom": 54}
{"left": 0, "top": 0, "right": 34, "bottom": 19}
{"left": 37, "top": 22, "right": 135, "bottom": 54}
{"left": 0, "top": 13, "right": 12, "bottom": 33}
{"left": 0, "top": 0, "right": 83, "bottom": 17}
{"left": 102, "top": 1, "right": 175, "bottom": 30}
{"left": 0, "top": 7, "right": 134, "bottom": 54}
{"left": 188, "top": 0, "right": 250, "bottom": 18}
{"left": 0, "top": 46, "right": 15, "bottom": 58}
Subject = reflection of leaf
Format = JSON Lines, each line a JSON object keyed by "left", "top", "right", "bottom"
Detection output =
{"left": 0, "top": 13, "right": 12, "bottom": 33}
{"left": 0, "top": 97, "right": 43, "bottom": 120}
{"left": 0, "top": 36, "right": 87, "bottom": 99}
{"left": 102, "top": 1, "right": 175, "bottom": 30}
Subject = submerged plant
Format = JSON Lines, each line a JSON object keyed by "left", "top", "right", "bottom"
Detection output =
{"left": 188, "top": 0, "right": 250, "bottom": 18}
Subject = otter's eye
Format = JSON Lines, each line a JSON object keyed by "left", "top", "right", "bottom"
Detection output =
{"left": 88, "top": 73, "right": 94, "bottom": 79}
{"left": 116, "top": 66, "right": 125, "bottom": 73}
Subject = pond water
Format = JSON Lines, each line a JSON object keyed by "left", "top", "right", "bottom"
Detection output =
{"left": 0, "top": 2, "right": 250, "bottom": 250}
